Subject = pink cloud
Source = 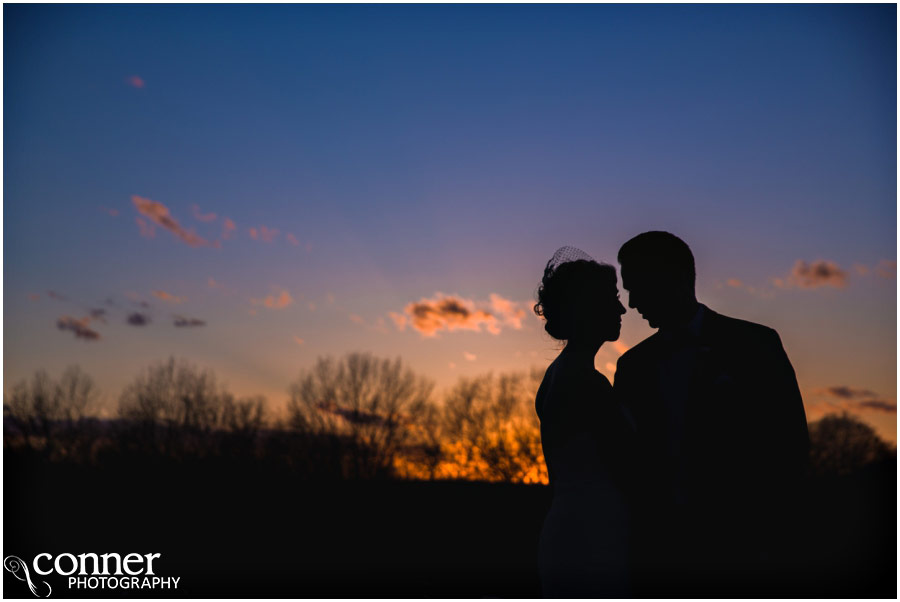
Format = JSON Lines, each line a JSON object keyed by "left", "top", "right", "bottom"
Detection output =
{"left": 135, "top": 217, "right": 155, "bottom": 239}
{"left": 191, "top": 204, "right": 217, "bottom": 223}
{"left": 488, "top": 294, "right": 527, "bottom": 330}
{"left": 393, "top": 293, "right": 528, "bottom": 337}
{"left": 250, "top": 288, "right": 294, "bottom": 310}
{"left": 152, "top": 290, "right": 186, "bottom": 304}
{"left": 285, "top": 233, "right": 300, "bottom": 246}
{"left": 131, "top": 195, "right": 210, "bottom": 247}
{"left": 876, "top": 259, "right": 896, "bottom": 279}
{"left": 221, "top": 218, "right": 237, "bottom": 240}
{"left": 126, "top": 75, "right": 145, "bottom": 89}
{"left": 389, "top": 312, "right": 407, "bottom": 331}
{"left": 252, "top": 225, "right": 279, "bottom": 243}
{"left": 775, "top": 259, "right": 847, "bottom": 289}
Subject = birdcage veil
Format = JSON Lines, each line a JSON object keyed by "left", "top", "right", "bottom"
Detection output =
{"left": 544, "top": 246, "right": 596, "bottom": 275}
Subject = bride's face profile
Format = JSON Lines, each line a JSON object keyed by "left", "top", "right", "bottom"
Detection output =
{"left": 570, "top": 277, "right": 626, "bottom": 346}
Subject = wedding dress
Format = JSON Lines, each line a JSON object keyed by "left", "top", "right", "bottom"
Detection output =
{"left": 535, "top": 353, "right": 634, "bottom": 597}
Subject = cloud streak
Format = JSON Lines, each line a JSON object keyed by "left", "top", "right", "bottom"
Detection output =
{"left": 131, "top": 195, "right": 211, "bottom": 247}
{"left": 774, "top": 260, "right": 847, "bottom": 289}
{"left": 153, "top": 290, "right": 186, "bottom": 304}
{"left": 173, "top": 315, "right": 206, "bottom": 327}
{"left": 56, "top": 316, "right": 101, "bottom": 340}
{"left": 250, "top": 288, "right": 294, "bottom": 309}
{"left": 811, "top": 385, "right": 897, "bottom": 417}
{"left": 191, "top": 204, "right": 218, "bottom": 223}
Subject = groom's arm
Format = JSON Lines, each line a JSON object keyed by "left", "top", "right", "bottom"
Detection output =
{"left": 759, "top": 328, "right": 810, "bottom": 481}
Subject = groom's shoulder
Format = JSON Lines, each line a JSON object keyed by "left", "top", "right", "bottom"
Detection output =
{"left": 617, "top": 332, "right": 662, "bottom": 366}
{"left": 706, "top": 308, "right": 781, "bottom": 347}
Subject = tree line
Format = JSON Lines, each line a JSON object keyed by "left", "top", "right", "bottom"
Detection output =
{"left": 3, "top": 353, "right": 894, "bottom": 480}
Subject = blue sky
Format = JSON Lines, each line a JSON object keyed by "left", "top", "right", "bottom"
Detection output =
{"left": 4, "top": 3, "right": 896, "bottom": 439}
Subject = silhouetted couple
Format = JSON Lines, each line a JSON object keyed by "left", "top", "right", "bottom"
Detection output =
{"left": 534, "top": 232, "right": 810, "bottom": 598}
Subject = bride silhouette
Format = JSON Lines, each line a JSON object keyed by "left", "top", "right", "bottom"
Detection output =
{"left": 533, "top": 247, "right": 634, "bottom": 598}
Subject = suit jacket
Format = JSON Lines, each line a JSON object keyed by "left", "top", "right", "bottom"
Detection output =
{"left": 614, "top": 305, "right": 810, "bottom": 568}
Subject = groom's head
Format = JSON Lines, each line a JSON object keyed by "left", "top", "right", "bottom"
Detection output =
{"left": 618, "top": 231, "right": 696, "bottom": 329}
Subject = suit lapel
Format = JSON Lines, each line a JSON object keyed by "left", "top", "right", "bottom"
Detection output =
{"left": 684, "top": 308, "right": 720, "bottom": 432}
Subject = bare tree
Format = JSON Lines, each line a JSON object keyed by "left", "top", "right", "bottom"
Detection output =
{"left": 287, "top": 353, "right": 435, "bottom": 479}
{"left": 117, "top": 356, "right": 257, "bottom": 458}
{"left": 808, "top": 412, "right": 895, "bottom": 475}
{"left": 439, "top": 368, "right": 546, "bottom": 483}
{"left": 3, "top": 366, "right": 99, "bottom": 458}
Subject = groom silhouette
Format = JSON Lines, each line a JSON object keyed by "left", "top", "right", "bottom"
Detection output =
{"left": 613, "top": 231, "right": 810, "bottom": 596}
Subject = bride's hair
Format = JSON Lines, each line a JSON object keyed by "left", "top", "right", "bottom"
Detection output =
{"left": 534, "top": 255, "right": 617, "bottom": 341}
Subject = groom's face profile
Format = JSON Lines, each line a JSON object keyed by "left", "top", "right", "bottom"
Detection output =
{"left": 620, "top": 265, "right": 679, "bottom": 329}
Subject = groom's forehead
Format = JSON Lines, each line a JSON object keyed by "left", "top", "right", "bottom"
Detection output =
{"left": 621, "top": 264, "right": 667, "bottom": 286}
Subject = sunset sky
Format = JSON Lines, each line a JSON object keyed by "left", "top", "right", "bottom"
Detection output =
{"left": 4, "top": 4, "right": 896, "bottom": 442}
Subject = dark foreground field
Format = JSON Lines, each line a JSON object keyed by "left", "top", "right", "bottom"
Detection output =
{"left": 4, "top": 456, "right": 896, "bottom": 598}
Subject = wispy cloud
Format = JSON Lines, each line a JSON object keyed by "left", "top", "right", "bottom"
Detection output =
{"left": 349, "top": 314, "right": 365, "bottom": 325}
{"left": 315, "top": 401, "right": 390, "bottom": 426}
{"left": 173, "top": 315, "right": 206, "bottom": 327}
{"left": 488, "top": 294, "right": 527, "bottom": 329}
{"left": 153, "top": 290, "right": 186, "bottom": 304}
{"left": 221, "top": 218, "right": 237, "bottom": 240}
{"left": 392, "top": 293, "right": 528, "bottom": 337}
{"left": 285, "top": 233, "right": 300, "bottom": 246}
{"left": 135, "top": 217, "right": 155, "bottom": 239}
{"left": 463, "top": 352, "right": 477, "bottom": 361}
{"left": 126, "top": 75, "right": 145, "bottom": 89}
{"left": 127, "top": 312, "right": 151, "bottom": 326}
{"left": 810, "top": 385, "right": 897, "bottom": 417}
{"left": 99, "top": 206, "right": 119, "bottom": 217}
{"left": 131, "top": 195, "right": 211, "bottom": 247}
{"left": 249, "top": 225, "right": 280, "bottom": 243}
{"left": 124, "top": 291, "right": 151, "bottom": 308}
{"left": 191, "top": 204, "right": 217, "bottom": 223}
{"left": 774, "top": 260, "right": 847, "bottom": 289}
{"left": 857, "top": 400, "right": 897, "bottom": 413}
{"left": 56, "top": 316, "right": 101, "bottom": 340}
{"left": 250, "top": 287, "right": 294, "bottom": 310}
{"left": 875, "top": 259, "right": 896, "bottom": 279}
{"left": 815, "top": 385, "right": 877, "bottom": 400}
{"left": 389, "top": 312, "right": 408, "bottom": 331}
{"left": 293, "top": 335, "right": 305, "bottom": 346}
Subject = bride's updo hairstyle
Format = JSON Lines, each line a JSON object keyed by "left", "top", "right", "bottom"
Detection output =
{"left": 534, "top": 247, "right": 617, "bottom": 342}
